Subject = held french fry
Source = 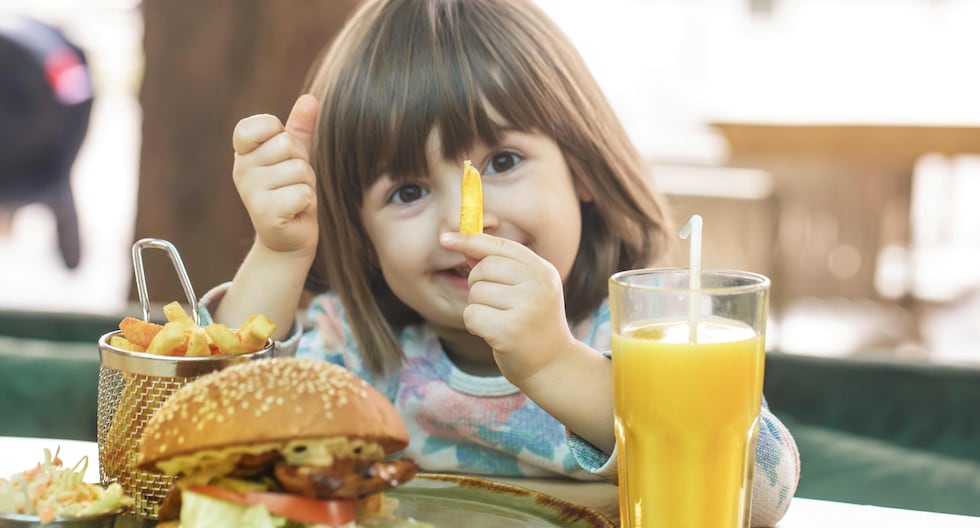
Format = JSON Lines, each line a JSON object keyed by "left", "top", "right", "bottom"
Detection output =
{"left": 118, "top": 317, "right": 163, "bottom": 348}
{"left": 163, "top": 301, "right": 195, "bottom": 326}
{"left": 459, "top": 160, "right": 483, "bottom": 235}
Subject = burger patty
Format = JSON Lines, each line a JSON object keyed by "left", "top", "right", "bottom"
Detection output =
{"left": 157, "top": 454, "right": 420, "bottom": 521}
{"left": 229, "top": 451, "right": 282, "bottom": 478}
{"left": 275, "top": 457, "right": 419, "bottom": 499}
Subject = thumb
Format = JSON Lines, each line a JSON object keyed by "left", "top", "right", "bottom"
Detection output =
{"left": 284, "top": 93, "right": 319, "bottom": 160}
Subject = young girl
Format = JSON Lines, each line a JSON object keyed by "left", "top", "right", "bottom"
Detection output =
{"left": 209, "top": 0, "right": 799, "bottom": 524}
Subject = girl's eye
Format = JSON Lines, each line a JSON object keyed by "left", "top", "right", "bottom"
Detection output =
{"left": 389, "top": 183, "right": 428, "bottom": 205}
{"left": 484, "top": 150, "right": 522, "bottom": 175}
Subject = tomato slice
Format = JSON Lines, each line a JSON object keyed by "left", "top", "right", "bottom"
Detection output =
{"left": 189, "top": 485, "right": 356, "bottom": 526}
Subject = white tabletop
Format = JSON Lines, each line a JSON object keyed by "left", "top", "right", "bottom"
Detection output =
{"left": 776, "top": 498, "right": 980, "bottom": 528}
{"left": 2, "top": 436, "right": 978, "bottom": 527}
{"left": 0, "top": 435, "right": 101, "bottom": 482}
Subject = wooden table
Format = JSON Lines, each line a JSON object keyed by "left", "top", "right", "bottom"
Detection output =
{"left": 3, "top": 436, "right": 978, "bottom": 527}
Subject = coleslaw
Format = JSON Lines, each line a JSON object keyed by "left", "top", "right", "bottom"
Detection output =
{"left": 0, "top": 447, "right": 133, "bottom": 524}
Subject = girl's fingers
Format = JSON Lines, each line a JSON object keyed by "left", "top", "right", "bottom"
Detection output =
{"left": 253, "top": 182, "right": 317, "bottom": 219}
{"left": 233, "top": 114, "right": 284, "bottom": 155}
{"left": 466, "top": 254, "right": 523, "bottom": 287}
{"left": 283, "top": 94, "right": 319, "bottom": 160}
{"left": 462, "top": 303, "right": 497, "bottom": 334}
{"left": 240, "top": 160, "right": 314, "bottom": 190}
{"left": 440, "top": 232, "right": 524, "bottom": 261}
{"left": 466, "top": 280, "right": 514, "bottom": 310}
{"left": 232, "top": 94, "right": 318, "bottom": 161}
{"left": 441, "top": 233, "right": 546, "bottom": 288}
{"left": 237, "top": 132, "right": 311, "bottom": 170}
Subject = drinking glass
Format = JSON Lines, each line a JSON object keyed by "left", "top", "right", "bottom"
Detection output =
{"left": 609, "top": 268, "right": 769, "bottom": 528}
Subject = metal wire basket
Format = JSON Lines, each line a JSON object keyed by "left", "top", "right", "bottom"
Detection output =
{"left": 96, "top": 238, "right": 274, "bottom": 524}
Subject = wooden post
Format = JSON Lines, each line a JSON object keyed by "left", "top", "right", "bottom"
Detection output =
{"left": 134, "top": 0, "right": 360, "bottom": 304}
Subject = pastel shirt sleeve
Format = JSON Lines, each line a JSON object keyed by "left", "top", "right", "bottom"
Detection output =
{"left": 295, "top": 291, "right": 352, "bottom": 367}
{"left": 564, "top": 303, "right": 618, "bottom": 479}
{"left": 751, "top": 401, "right": 801, "bottom": 526}
{"left": 296, "top": 291, "right": 400, "bottom": 399}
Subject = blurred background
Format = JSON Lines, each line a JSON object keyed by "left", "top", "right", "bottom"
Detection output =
{"left": 2, "top": 0, "right": 979, "bottom": 516}
{"left": 1, "top": 0, "right": 979, "bottom": 365}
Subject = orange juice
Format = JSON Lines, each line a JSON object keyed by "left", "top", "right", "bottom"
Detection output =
{"left": 612, "top": 317, "right": 765, "bottom": 528}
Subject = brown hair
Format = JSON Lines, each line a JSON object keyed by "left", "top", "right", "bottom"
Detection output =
{"left": 304, "top": 0, "right": 671, "bottom": 375}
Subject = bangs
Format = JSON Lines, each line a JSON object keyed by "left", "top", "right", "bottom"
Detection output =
{"left": 325, "top": 0, "right": 567, "bottom": 191}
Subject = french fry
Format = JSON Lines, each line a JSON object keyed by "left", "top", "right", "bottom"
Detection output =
{"left": 236, "top": 314, "right": 276, "bottom": 353}
{"left": 118, "top": 317, "right": 163, "bottom": 348}
{"left": 109, "top": 334, "right": 145, "bottom": 352}
{"left": 146, "top": 321, "right": 189, "bottom": 355}
{"left": 162, "top": 301, "right": 195, "bottom": 326}
{"left": 459, "top": 159, "right": 483, "bottom": 235}
{"left": 184, "top": 327, "right": 210, "bottom": 357}
{"left": 204, "top": 323, "right": 244, "bottom": 355}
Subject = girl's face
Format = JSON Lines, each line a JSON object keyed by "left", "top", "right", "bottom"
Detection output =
{"left": 360, "top": 127, "right": 584, "bottom": 333}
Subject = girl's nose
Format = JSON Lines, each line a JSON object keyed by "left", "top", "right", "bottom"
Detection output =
{"left": 480, "top": 204, "right": 498, "bottom": 234}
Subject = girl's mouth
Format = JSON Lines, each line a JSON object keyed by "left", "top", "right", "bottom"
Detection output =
{"left": 439, "top": 264, "right": 472, "bottom": 289}
{"left": 447, "top": 264, "right": 472, "bottom": 278}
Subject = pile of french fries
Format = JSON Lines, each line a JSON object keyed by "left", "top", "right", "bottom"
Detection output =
{"left": 109, "top": 301, "right": 275, "bottom": 356}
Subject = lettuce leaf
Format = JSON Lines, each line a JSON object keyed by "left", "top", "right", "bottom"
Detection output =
{"left": 179, "top": 490, "right": 287, "bottom": 528}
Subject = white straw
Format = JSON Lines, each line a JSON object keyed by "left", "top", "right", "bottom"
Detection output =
{"left": 679, "top": 215, "right": 703, "bottom": 343}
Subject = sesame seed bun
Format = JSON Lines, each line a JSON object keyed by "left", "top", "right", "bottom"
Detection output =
{"left": 137, "top": 358, "right": 409, "bottom": 473}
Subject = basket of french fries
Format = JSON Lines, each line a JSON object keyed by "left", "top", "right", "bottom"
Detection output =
{"left": 96, "top": 239, "right": 276, "bottom": 524}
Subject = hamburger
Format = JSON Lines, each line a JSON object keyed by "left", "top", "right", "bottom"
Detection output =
{"left": 137, "top": 358, "right": 429, "bottom": 527}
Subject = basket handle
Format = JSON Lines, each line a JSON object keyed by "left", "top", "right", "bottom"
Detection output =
{"left": 131, "top": 238, "right": 200, "bottom": 326}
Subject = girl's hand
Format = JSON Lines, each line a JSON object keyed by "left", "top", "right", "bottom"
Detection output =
{"left": 441, "top": 232, "right": 616, "bottom": 454}
{"left": 441, "top": 232, "right": 577, "bottom": 385}
{"left": 232, "top": 94, "right": 320, "bottom": 258}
